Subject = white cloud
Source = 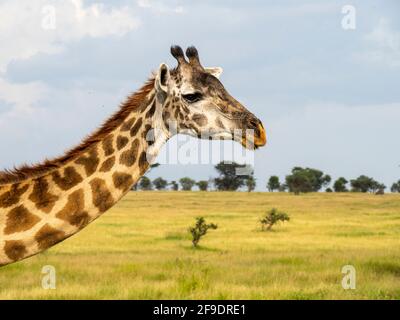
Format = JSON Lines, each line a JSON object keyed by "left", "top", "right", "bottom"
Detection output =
{"left": 0, "top": 0, "right": 140, "bottom": 73}
{"left": 359, "top": 18, "right": 400, "bottom": 67}
{"left": 0, "top": 0, "right": 140, "bottom": 133}
{"left": 0, "top": 79, "right": 47, "bottom": 117}
{"left": 137, "top": 0, "right": 184, "bottom": 14}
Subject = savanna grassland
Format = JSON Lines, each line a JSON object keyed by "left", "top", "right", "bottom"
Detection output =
{"left": 1, "top": 192, "right": 400, "bottom": 299}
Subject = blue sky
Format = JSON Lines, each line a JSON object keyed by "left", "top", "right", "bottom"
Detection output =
{"left": 0, "top": 0, "right": 399, "bottom": 190}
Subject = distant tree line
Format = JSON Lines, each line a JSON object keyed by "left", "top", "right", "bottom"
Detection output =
{"left": 268, "top": 167, "right": 390, "bottom": 195}
{"left": 133, "top": 162, "right": 398, "bottom": 194}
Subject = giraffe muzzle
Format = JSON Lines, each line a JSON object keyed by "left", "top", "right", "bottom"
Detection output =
{"left": 240, "top": 118, "right": 267, "bottom": 149}
{"left": 254, "top": 122, "right": 267, "bottom": 148}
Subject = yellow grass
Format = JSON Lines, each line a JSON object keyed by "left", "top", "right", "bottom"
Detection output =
{"left": 1, "top": 192, "right": 400, "bottom": 299}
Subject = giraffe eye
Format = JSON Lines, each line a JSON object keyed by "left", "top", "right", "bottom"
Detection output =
{"left": 182, "top": 92, "right": 202, "bottom": 103}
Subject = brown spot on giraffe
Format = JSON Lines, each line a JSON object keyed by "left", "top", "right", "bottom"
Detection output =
{"left": 113, "top": 172, "right": 134, "bottom": 192}
{"left": 29, "top": 177, "right": 58, "bottom": 213}
{"left": 102, "top": 134, "right": 115, "bottom": 156}
{"left": 192, "top": 113, "right": 208, "bottom": 126}
{"left": 139, "top": 93, "right": 155, "bottom": 113}
{"left": 0, "top": 184, "right": 29, "bottom": 208}
{"left": 52, "top": 167, "right": 83, "bottom": 191}
{"left": 179, "top": 123, "right": 191, "bottom": 130}
{"left": 35, "top": 224, "right": 66, "bottom": 250}
{"left": 120, "top": 117, "right": 136, "bottom": 131}
{"left": 4, "top": 205, "right": 40, "bottom": 235}
{"left": 174, "top": 106, "right": 180, "bottom": 119}
{"left": 145, "top": 102, "right": 156, "bottom": 119}
{"left": 119, "top": 139, "right": 140, "bottom": 167}
{"left": 90, "top": 178, "right": 114, "bottom": 212}
{"left": 162, "top": 111, "right": 170, "bottom": 125}
{"left": 116, "top": 136, "right": 129, "bottom": 150}
{"left": 138, "top": 151, "right": 149, "bottom": 175}
{"left": 215, "top": 117, "right": 225, "bottom": 129}
{"left": 56, "top": 189, "right": 90, "bottom": 228}
{"left": 130, "top": 118, "right": 143, "bottom": 137}
{"left": 75, "top": 148, "right": 100, "bottom": 176}
{"left": 142, "top": 124, "right": 153, "bottom": 142}
{"left": 99, "top": 156, "right": 116, "bottom": 172}
{"left": 4, "top": 240, "right": 27, "bottom": 261}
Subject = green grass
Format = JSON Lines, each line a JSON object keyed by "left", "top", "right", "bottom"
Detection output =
{"left": 1, "top": 191, "right": 400, "bottom": 299}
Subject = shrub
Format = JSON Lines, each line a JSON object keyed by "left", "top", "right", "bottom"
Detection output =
{"left": 260, "top": 208, "right": 290, "bottom": 231}
{"left": 188, "top": 217, "right": 218, "bottom": 247}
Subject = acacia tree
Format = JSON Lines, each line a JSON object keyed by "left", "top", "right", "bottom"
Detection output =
{"left": 350, "top": 175, "right": 385, "bottom": 193}
{"left": 139, "top": 176, "right": 152, "bottom": 190}
{"left": 391, "top": 180, "right": 400, "bottom": 193}
{"left": 153, "top": 177, "right": 168, "bottom": 190}
{"left": 267, "top": 176, "right": 280, "bottom": 192}
{"left": 278, "top": 184, "right": 287, "bottom": 192}
{"left": 333, "top": 177, "right": 348, "bottom": 192}
{"left": 246, "top": 175, "right": 256, "bottom": 192}
{"left": 213, "top": 162, "right": 249, "bottom": 191}
{"left": 285, "top": 167, "right": 331, "bottom": 195}
{"left": 179, "top": 177, "right": 196, "bottom": 191}
{"left": 170, "top": 180, "right": 179, "bottom": 191}
{"left": 197, "top": 180, "right": 209, "bottom": 191}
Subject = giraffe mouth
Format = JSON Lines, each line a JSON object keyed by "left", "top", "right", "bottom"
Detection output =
{"left": 254, "top": 122, "right": 267, "bottom": 147}
{"left": 240, "top": 122, "right": 267, "bottom": 150}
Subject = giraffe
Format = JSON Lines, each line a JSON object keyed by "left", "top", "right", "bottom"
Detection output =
{"left": 0, "top": 46, "right": 266, "bottom": 267}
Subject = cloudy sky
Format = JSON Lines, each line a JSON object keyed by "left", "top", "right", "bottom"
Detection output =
{"left": 0, "top": 0, "right": 399, "bottom": 190}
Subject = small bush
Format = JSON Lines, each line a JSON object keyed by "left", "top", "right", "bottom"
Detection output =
{"left": 189, "top": 217, "right": 218, "bottom": 247}
{"left": 260, "top": 208, "right": 290, "bottom": 231}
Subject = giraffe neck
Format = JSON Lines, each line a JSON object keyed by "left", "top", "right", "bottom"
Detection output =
{"left": 0, "top": 79, "right": 169, "bottom": 266}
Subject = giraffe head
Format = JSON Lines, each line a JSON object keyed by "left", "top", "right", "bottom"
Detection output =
{"left": 155, "top": 45, "right": 267, "bottom": 149}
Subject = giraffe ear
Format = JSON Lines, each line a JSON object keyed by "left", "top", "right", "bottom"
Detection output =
{"left": 155, "top": 63, "right": 170, "bottom": 93}
{"left": 204, "top": 67, "right": 223, "bottom": 79}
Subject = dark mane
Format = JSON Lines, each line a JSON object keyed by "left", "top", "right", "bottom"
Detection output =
{"left": 0, "top": 77, "right": 155, "bottom": 185}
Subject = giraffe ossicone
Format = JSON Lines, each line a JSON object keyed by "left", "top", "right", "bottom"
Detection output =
{"left": 0, "top": 46, "right": 267, "bottom": 267}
